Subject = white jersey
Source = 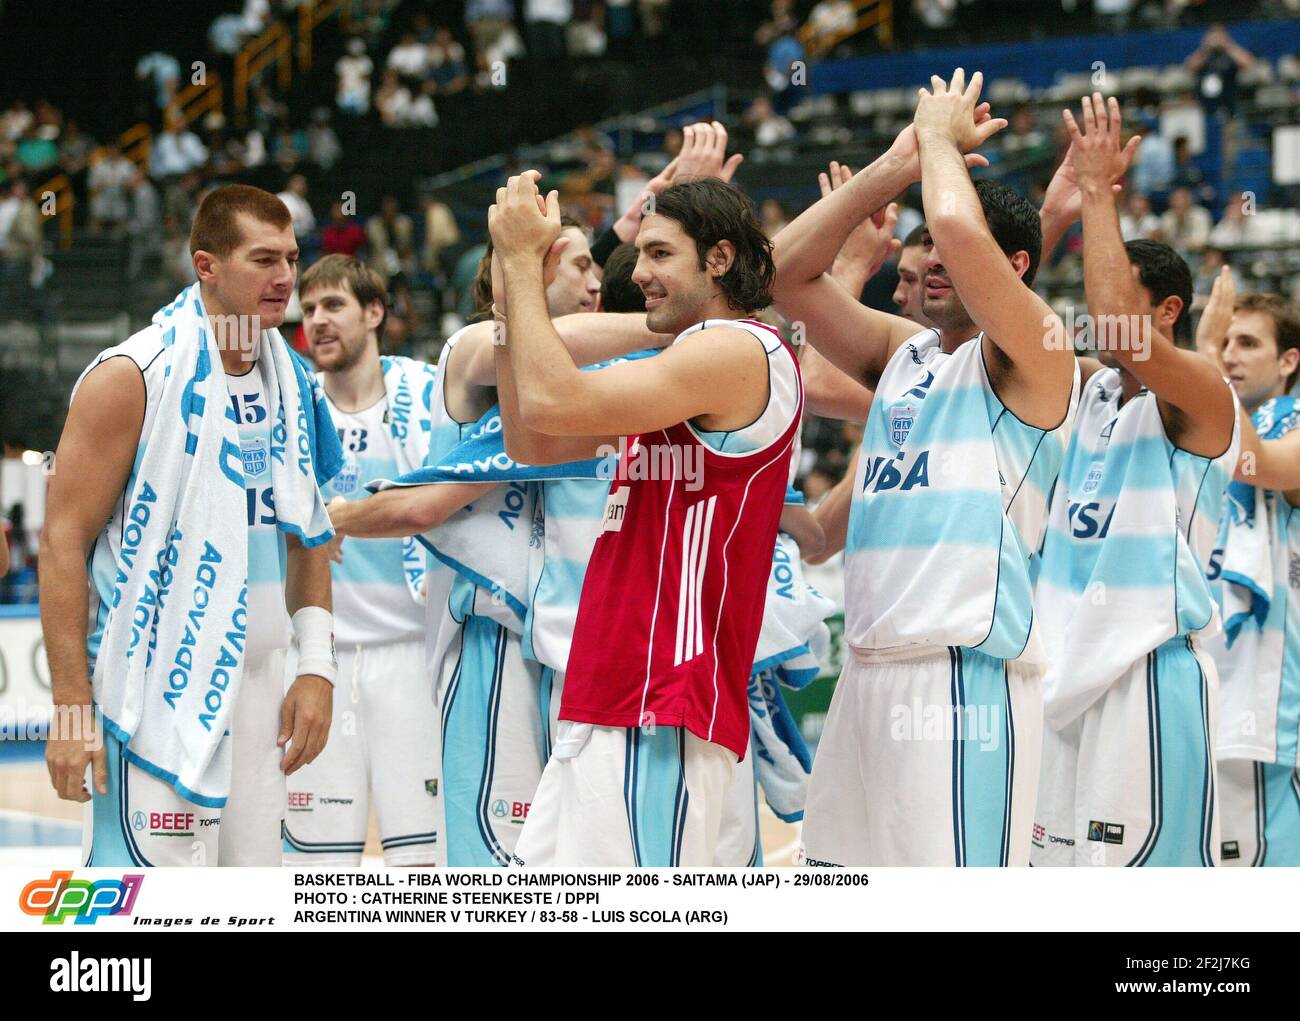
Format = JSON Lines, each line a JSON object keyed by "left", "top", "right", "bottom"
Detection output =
{"left": 844, "top": 329, "right": 1077, "bottom": 663}
{"left": 84, "top": 335, "right": 289, "bottom": 667}
{"left": 322, "top": 394, "right": 425, "bottom": 647}
{"left": 1037, "top": 368, "right": 1240, "bottom": 728}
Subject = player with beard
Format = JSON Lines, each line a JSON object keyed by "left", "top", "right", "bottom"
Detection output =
{"left": 491, "top": 172, "right": 803, "bottom": 866}
{"left": 280, "top": 255, "right": 442, "bottom": 867}
{"left": 773, "top": 70, "right": 1078, "bottom": 866}
{"left": 1196, "top": 273, "right": 1300, "bottom": 865}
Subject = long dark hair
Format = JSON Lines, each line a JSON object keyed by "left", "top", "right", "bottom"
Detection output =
{"left": 652, "top": 178, "right": 773, "bottom": 313}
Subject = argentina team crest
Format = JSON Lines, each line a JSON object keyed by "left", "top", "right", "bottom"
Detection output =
{"left": 889, "top": 403, "right": 917, "bottom": 448}
{"left": 333, "top": 458, "right": 360, "bottom": 496}
{"left": 1081, "top": 461, "right": 1104, "bottom": 497}
{"left": 241, "top": 438, "right": 268, "bottom": 479}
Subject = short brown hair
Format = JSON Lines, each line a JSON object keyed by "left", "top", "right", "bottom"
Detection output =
{"left": 1235, "top": 292, "right": 1300, "bottom": 390}
{"left": 189, "top": 184, "right": 293, "bottom": 256}
{"left": 299, "top": 254, "right": 389, "bottom": 342}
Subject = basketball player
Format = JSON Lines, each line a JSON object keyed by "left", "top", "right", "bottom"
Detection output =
{"left": 773, "top": 70, "right": 1078, "bottom": 866}
{"left": 491, "top": 172, "right": 803, "bottom": 867}
{"left": 278, "top": 255, "right": 442, "bottom": 867}
{"left": 1033, "top": 94, "right": 1239, "bottom": 867}
{"left": 41, "top": 185, "right": 339, "bottom": 866}
{"left": 1196, "top": 271, "right": 1300, "bottom": 865}
{"left": 322, "top": 227, "right": 663, "bottom": 866}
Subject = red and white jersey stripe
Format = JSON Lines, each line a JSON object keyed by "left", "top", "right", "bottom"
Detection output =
{"left": 561, "top": 319, "right": 803, "bottom": 758}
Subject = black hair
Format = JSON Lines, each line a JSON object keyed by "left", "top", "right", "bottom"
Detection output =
{"left": 902, "top": 223, "right": 927, "bottom": 248}
{"left": 1124, "top": 239, "right": 1194, "bottom": 342}
{"left": 600, "top": 243, "right": 646, "bottom": 313}
{"left": 972, "top": 179, "right": 1042, "bottom": 287}
{"left": 651, "top": 178, "right": 773, "bottom": 313}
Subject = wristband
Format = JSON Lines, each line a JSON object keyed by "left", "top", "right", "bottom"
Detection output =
{"left": 291, "top": 605, "right": 337, "bottom": 684}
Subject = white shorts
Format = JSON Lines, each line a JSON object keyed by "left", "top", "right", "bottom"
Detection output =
{"left": 283, "top": 639, "right": 441, "bottom": 867}
{"left": 513, "top": 721, "right": 737, "bottom": 867}
{"left": 800, "top": 646, "right": 1043, "bottom": 867}
{"left": 85, "top": 649, "right": 289, "bottom": 867}
{"left": 439, "top": 615, "right": 546, "bottom": 866}
{"left": 1217, "top": 758, "right": 1300, "bottom": 867}
{"left": 714, "top": 737, "right": 760, "bottom": 866}
{"left": 1033, "top": 638, "right": 1220, "bottom": 867}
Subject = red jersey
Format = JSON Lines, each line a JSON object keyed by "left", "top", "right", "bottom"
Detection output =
{"left": 561, "top": 320, "right": 803, "bottom": 758}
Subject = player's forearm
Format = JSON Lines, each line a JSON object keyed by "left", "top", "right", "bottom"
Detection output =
{"left": 495, "top": 340, "right": 555, "bottom": 464}
{"left": 331, "top": 487, "right": 483, "bottom": 539}
{"left": 285, "top": 537, "right": 332, "bottom": 616}
{"left": 772, "top": 151, "right": 912, "bottom": 290}
{"left": 1039, "top": 205, "right": 1074, "bottom": 266}
{"left": 38, "top": 532, "right": 94, "bottom": 706}
{"left": 1080, "top": 182, "right": 1154, "bottom": 370}
{"left": 918, "top": 132, "right": 986, "bottom": 260}
{"left": 1236, "top": 414, "right": 1300, "bottom": 492}
{"left": 829, "top": 256, "right": 872, "bottom": 301}
{"left": 779, "top": 505, "right": 825, "bottom": 561}
{"left": 503, "top": 257, "right": 590, "bottom": 432}
{"left": 555, "top": 312, "right": 671, "bottom": 364}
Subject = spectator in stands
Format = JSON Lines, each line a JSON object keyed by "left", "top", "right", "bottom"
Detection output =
{"left": 744, "top": 95, "right": 796, "bottom": 147}
{"left": 241, "top": 0, "right": 271, "bottom": 36}
{"left": 250, "top": 84, "right": 289, "bottom": 138}
{"left": 358, "top": 0, "right": 396, "bottom": 54}
{"left": 209, "top": 12, "right": 249, "bottom": 57}
{"left": 639, "top": 0, "right": 671, "bottom": 39}
{"left": 421, "top": 193, "right": 462, "bottom": 276}
{"left": 278, "top": 174, "right": 317, "bottom": 238}
{"left": 126, "top": 166, "right": 161, "bottom": 279}
{"left": 525, "top": 0, "right": 572, "bottom": 63}
{"left": 87, "top": 142, "right": 135, "bottom": 237}
{"left": 1185, "top": 23, "right": 1253, "bottom": 119}
{"left": 162, "top": 171, "right": 202, "bottom": 232}
{"left": 913, "top": 0, "right": 957, "bottom": 34}
{"left": 1130, "top": 118, "right": 1174, "bottom": 206}
{"left": 406, "top": 80, "right": 440, "bottom": 128}
{"left": 375, "top": 70, "right": 415, "bottom": 127}
{"left": 1001, "top": 106, "right": 1051, "bottom": 161}
{"left": 306, "top": 108, "right": 342, "bottom": 170}
{"left": 1193, "top": 247, "right": 1243, "bottom": 303}
{"left": 15, "top": 126, "right": 59, "bottom": 175}
{"left": 388, "top": 30, "right": 431, "bottom": 81}
{"left": 134, "top": 51, "right": 181, "bottom": 114}
{"left": 0, "top": 176, "right": 42, "bottom": 300}
{"left": 367, "top": 195, "right": 416, "bottom": 283}
{"left": 1158, "top": 186, "right": 1212, "bottom": 254}
{"left": 466, "top": 0, "right": 518, "bottom": 70}
{"left": 0, "top": 100, "right": 33, "bottom": 141}
{"left": 808, "top": 0, "right": 855, "bottom": 40}
{"left": 427, "top": 27, "right": 469, "bottom": 94}
{"left": 272, "top": 123, "right": 309, "bottom": 173}
{"left": 1119, "top": 190, "right": 1160, "bottom": 241}
{"left": 322, "top": 200, "right": 367, "bottom": 258}
{"left": 150, "top": 113, "right": 207, "bottom": 180}
{"left": 605, "top": 0, "right": 637, "bottom": 58}
{"left": 1171, "top": 135, "right": 1214, "bottom": 207}
{"left": 336, "top": 37, "right": 375, "bottom": 115}
{"left": 758, "top": 0, "right": 804, "bottom": 113}
{"left": 1208, "top": 190, "right": 1262, "bottom": 248}
{"left": 58, "top": 121, "right": 95, "bottom": 176}
{"left": 1093, "top": 0, "right": 1134, "bottom": 34}
{"left": 568, "top": 0, "right": 608, "bottom": 57}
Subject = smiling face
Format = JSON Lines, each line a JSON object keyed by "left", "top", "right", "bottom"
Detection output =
{"left": 545, "top": 226, "right": 600, "bottom": 317}
{"left": 632, "top": 214, "right": 726, "bottom": 335}
{"left": 301, "top": 280, "right": 383, "bottom": 373}
{"left": 195, "top": 212, "right": 298, "bottom": 327}
{"left": 1222, "top": 309, "right": 1295, "bottom": 411}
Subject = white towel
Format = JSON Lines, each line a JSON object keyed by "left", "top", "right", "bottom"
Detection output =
{"left": 89, "top": 284, "right": 337, "bottom": 806}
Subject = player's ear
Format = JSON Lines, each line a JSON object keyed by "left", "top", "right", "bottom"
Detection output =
{"left": 1279, "top": 345, "right": 1299, "bottom": 379}
{"left": 1158, "top": 294, "right": 1184, "bottom": 336}
{"left": 1008, "top": 249, "right": 1031, "bottom": 282}
{"left": 707, "top": 240, "right": 736, "bottom": 280}
{"left": 193, "top": 249, "right": 218, "bottom": 282}
{"left": 365, "top": 298, "right": 385, "bottom": 333}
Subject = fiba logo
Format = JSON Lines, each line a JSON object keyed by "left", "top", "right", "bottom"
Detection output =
{"left": 132, "top": 812, "right": 145, "bottom": 831}
{"left": 491, "top": 799, "right": 509, "bottom": 818}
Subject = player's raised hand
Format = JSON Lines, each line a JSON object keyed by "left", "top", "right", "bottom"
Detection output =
{"left": 1063, "top": 93, "right": 1140, "bottom": 192}
{"left": 819, "top": 161, "right": 901, "bottom": 277}
{"left": 1041, "top": 135, "right": 1135, "bottom": 225}
{"left": 1195, "top": 265, "right": 1237, "bottom": 361}
{"left": 676, "top": 121, "right": 744, "bottom": 183}
{"left": 913, "top": 69, "right": 1007, "bottom": 151}
{"left": 489, "top": 170, "right": 562, "bottom": 264}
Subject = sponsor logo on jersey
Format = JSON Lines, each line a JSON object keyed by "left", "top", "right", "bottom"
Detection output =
{"left": 889, "top": 403, "right": 917, "bottom": 448}
{"left": 288, "top": 791, "right": 313, "bottom": 811}
{"left": 19, "top": 871, "right": 144, "bottom": 925}
{"left": 1221, "top": 840, "right": 1241, "bottom": 861}
{"left": 1088, "top": 819, "right": 1125, "bottom": 844}
{"left": 424, "top": 779, "right": 438, "bottom": 797}
{"left": 602, "top": 486, "right": 630, "bottom": 533}
{"left": 1032, "top": 823, "right": 1045, "bottom": 848}
{"left": 319, "top": 797, "right": 354, "bottom": 806}
{"left": 1290, "top": 555, "right": 1300, "bottom": 591}
{"left": 332, "top": 459, "right": 359, "bottom": 496}
{"left": 132, "top": 811, "right": 195, "bottom": 836}
{"left": 1081, "top": 461, "right": 1104, "bottom": 496}
{"left": 241, "top": 438, "right": 268, "bottom": 479}
{"left": 490, "top": 798, "right": 530, "bottom": 822}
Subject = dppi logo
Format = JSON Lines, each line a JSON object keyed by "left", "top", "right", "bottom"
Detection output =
{"left": 19, "top": 871, "right": 144, "bottom": 925}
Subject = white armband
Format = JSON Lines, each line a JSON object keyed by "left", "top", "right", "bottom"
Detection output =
{"left": 292, "top": 606, "right": 337, "bottom": 684}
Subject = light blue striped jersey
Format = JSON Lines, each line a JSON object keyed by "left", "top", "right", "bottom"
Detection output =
{"left": 844, "top": 329, "right": 1078, "bottom": 664}
{"left": 1208, "top": 395, "right": 1300, "bottom": 769}
{"left": 322, "top": 394, "right": 425, "bottom": 646}
{"left": 1038, "top": 366, "right": 1240, "bottom": 728}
